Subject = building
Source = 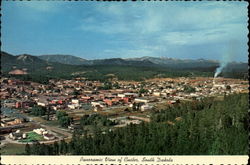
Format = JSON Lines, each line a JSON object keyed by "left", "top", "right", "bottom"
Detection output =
{"left": 94, "top": 105, "right": 103, "bottom": 111}
{"left": 37, "top": 102, "right": 46, "bottom": 107}
{"left": 33, "top": 128, "right": 47, "bottom": 135}
{"left": 152, "top": 92, "right": 161, "bottom": 97}
{"left": 15, "top": 101, "right": 34, "bottom": 108}
{"left": 141, "top": 104, "right": 153, "bottom": 111}
{"left": 9, "top": 130, "right": 26, "bottom": 140}
{"left": 43, "top": 133, "right": 55, "bottom": 140}
{"left": 91, "top": 101, "right": 105, "bottom": 111}
{"left": 68, "top": 104, "right": 79, "bottom": 109}
{"left": 134, "top": 98, "right": 150, "bottom": 103}
{"left": 71, "top": 99, "right": 79, "bottom": 104}
{"left": 118, "top": 93, "right": 138, "bottom": 98}
{"left": 1, "top": 118, "right": 24, "bottom": 127}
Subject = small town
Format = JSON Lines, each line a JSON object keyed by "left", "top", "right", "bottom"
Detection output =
{"left": 1, "top": 76, "right": 248, "bottom": 152}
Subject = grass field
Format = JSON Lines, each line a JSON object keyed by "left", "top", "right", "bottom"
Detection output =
{"left": 1, "top": 143, "right": 25, "bottom": 155}
{"left": 19, "top": 132, "right": 44, "bottom": 143}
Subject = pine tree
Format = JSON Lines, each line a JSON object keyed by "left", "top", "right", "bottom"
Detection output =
{"left": 25, "top": 143, "right": 31, "bottom": 155}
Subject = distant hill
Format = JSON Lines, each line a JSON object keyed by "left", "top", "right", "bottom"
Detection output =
{"left": 1, "top": 51, "right": 248, "bottom": 81}
{"left": 34, "top": 54, "right": 247, "bottom": 72}
{"left": 37, "top": 54, "right": 221, "bottom": 68}
{"left": 127, "top": 56, "right": 220, "bottom": 68}
{"left": 38, "top": 55, "right": 87, "bottom": 65}
{"left": 1, "top": 51, "right": 16, "bottom": 68}
{"left": 1, "top": 51, "right": 52, "bottom": 73}
{"left": 88, "top": 58, "right": 155, "bottom": 66}
{"left": 38, "top": 55, "right": 156, "bottom": 66}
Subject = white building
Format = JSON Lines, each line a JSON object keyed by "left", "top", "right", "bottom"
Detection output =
{"left": 141, "top": 104, "right": 153, "bottom": 111}
{"left": 68, "top": 104, "right": 79, "bottom": 109}
{"left": 33, "top": 128, "right": 46, "bottom": 135}
{"left": 43, "top": 134, "right": 55, "bottom": 140}
{"left": 153, "top": 92, "right": 161, "bottom": 97}
{"left": 37, "top": 102, "right": 46, "bottom": 107}
{"left": 91, "top": 102, "right": 105, "bottom": 107}
{"left": 134, "top": 98, "right": 150, "bottom": 103}
{"left": 118, "top": 93, "right": 138, "bottom": 98}
{"left": 71, "top": 99, "right": 79, "bottom": 104}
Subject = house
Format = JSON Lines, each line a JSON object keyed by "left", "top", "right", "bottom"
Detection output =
{"left": 15, "top": 102, "right": 22, "bottom": 108}
{"left": 1, "top": 118, "right": 24, "bottom": 127}
{"left": 134, "top": 98, "right": 150, "bottom": 103}
{"left": 56, "top": 100, "right": 63, "bottom": 104}
{"left": 37, "top": 102, "right": 46, "bottom": 107}
{"left": 9, "top": 130, "right": 26, "bottom": 140}
{"left": 9, "top": 132, "right": 22, "bottom": 140}
{"left": 68, "top": 104, "right": 79, "bottom": 109}
{"left": 94, "top": 105, "right": 103, "bottom": 111}
{"left": 117, "top": 119, "right": 142, "bottom": 126}
{"left": 51, "top": 106, "right": 57, "bottom": 110}
{"left": 141, "top": 104, "right": 153, "bottom": 111}
{"left": 81, "top": 96, "right": 92, "bottom": 102}
{"left": 168, "top": 100, "right": 177, "bottom": 105}
{"left": 161, "top": 92, "right": 168, "bottom": 97}
{"left": 71, "top": 99, "right": 79, "bottom": 104}
{"left": 91, "top": 101, "right": 105, "bottom": 107}
{"left": 103, "top": 99, "right": 114, "bottom": 106}
{"left": 43, "top": 133, "right": 55, "bottom": 140}
{"left": 15, "top": 101, "right": 34, "bottom": 108}
{"left": 118, "top": 94, "right": 126, "bottom": 98}
{"left": 122, "top": 97, "right": 131, "bottom": 104}
{"left": 152, "top": 92, "right": 161, "bottom": 97}
{"left": 103, "top": 98, "right": 120, "bottom": 106}
{"left": 50, "top": 100, "right": 58, "bottom": 104}
{"left": 33, "top": 128, "right": 47, "bottom": 135}
{"left": 118, "top": 93, "right": 138, "bottom": 98}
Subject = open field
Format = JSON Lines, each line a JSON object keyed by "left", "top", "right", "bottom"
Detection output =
{"left": 1, "top": 143, "right": 25, "bottom": 155}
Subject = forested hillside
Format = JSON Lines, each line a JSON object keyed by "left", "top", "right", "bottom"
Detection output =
{"left": 25, "top": 93, "right": 248, "bottom": 155}
{"left": 38, "top": 55, "right": 87, "bottom": 65}
{"left": 2, "top": 64, "right": 214, "bottom": 84}
{"left": 1, "top": 51, "right": 248, "bottom": 82}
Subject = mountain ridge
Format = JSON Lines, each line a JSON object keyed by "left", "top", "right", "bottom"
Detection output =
{"left": 2, "top": 51, "right": 246, "bottom": 66}
{"left": 38, "top": 54, "right": 87, "bottom": 65}
{"left": 1, "top": 51, "right": 247, "bottom": 72}
{"left": 1, "top": 51, "right": 248, "bottom": 81}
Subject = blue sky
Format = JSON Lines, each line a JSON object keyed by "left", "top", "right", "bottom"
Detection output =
{"left": 2, "top": 1, "right": 248, "bottom": 62}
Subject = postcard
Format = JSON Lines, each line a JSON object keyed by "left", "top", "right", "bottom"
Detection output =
{"left": 1, "top": 1, "right": 248, "bottom": 165}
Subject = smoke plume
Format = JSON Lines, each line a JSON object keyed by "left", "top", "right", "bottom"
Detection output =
{"left": 214, "top": 61, "right": 228, "bottom": 78}
{"left": 214, "top": 40, "right": 236, "bottom": 78}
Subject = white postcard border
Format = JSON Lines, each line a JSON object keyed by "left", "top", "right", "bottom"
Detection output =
{"left": 1, "top": 155, "right": 249, "bottom": 165}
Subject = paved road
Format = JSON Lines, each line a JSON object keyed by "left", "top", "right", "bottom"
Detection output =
{"left": 1, "top": 123, "right": 72, "bottom": 145}
{"left": 1, "top": 110, "right": 72, "bottom": 146}
{"left": 26, "top": 115, "right": 73, "bottom": 139}
{"left": 40, "top": 124, "right": 72, "bottom": 138}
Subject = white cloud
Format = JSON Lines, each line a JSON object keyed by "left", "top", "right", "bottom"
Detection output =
{"left": 79, "top": 2, "right": 247, "bottom": 60}
{"left": 79, "top": 2, "right": 247, "bottom": 36}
